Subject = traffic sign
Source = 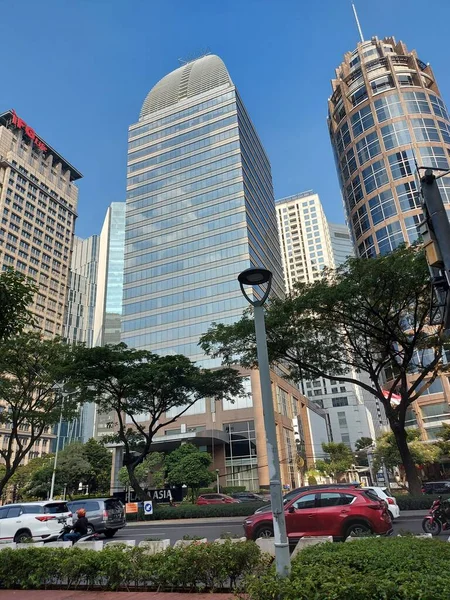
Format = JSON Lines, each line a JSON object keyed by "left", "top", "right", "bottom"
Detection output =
{"left": 125, "top": 502, "right": 138, "bottom": 514}
{"left": 144, "top": 501, "right": 153, "bottom": 515}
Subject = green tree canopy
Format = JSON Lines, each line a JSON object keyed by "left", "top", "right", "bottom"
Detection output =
{"left": 315, "top": 442, "right": 354, "bottom": 481}
{"left": 0, "top": 269, "right": 36, "bottom": 342}
{"left": 166, "top": 444, "right": 215, "bottom": 501}
{"left": 200, "top": 246, "right": 447, "bottom": 494}
{"left": 118, "top": 452, "right": 165, "bottom": 490}
{"left": 64, "top": 344, "right": 244, "bottom": 501}
{"left": 355, "top": 437, "right": 373, "bottom": 451}
{"left": 24, "top": 441, "right": 112, "bottom": 499}
{"left": 373, "top": 430, "right": 442, "bottom": 486}
{"left": 0, "top": 333, "right": 76, "bottom": 497}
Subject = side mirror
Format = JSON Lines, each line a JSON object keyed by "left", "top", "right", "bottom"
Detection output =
{"left": 288, "top": 506, "right": 295, "bottom": 513}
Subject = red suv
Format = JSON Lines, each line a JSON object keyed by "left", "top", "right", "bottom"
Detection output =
{"left": 196, "top": 493, "right": 240, "bottom": 505}
{"left": 243, "top": 487, "right": 392, "bottom": 542}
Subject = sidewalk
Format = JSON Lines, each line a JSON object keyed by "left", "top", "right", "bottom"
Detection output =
{"left": 0, "top": 592, "right": 234, "bottom": 600}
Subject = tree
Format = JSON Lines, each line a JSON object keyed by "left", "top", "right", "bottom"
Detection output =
{"left": 82, "top": 438, "right": 112, "bottom": 495}
{"left": 10, "top": 455, "right": 52, "bottom": 501}
{"left": 315, "top": 442, "right": 354, "bottom": 481}
{"left": 0, "top": 269, "right": 36, "bottom": 342}
{"left": 118, "top": 452, "right": 165, "bottom": 490}
{"left": 373, "top": 430, "right": 442, "bottom": 487}
{"left": 65, "top": 344, "right": 243, "bottom": 501}
{"left": 166, "top": 444, "right": 215, "bottom": 501}
{"left": 0, "top": 333, "right": 76, "bottom": 497}
{"left": 355, "top": 437, "right": 373, "bottom": 451}
{"left": 200, "top": 246, "right": 447, "bottom": 494}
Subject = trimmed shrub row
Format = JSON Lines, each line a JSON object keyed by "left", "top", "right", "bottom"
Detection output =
{"left": 244, "top": 537, "right": 450, "bottom": 600}
{"left": 394, "top": 494, "right": 450, "bottom": 510}
{"left": 126, "top": 500, "right": 265, "bottom": 521}
{"left": 0, "top": 541, "right": 264, "bottom": 592}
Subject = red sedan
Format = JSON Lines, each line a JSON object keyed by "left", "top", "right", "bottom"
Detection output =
{"left": 243, "top": 487, "right": 392, "bottom": 542}
{"left": 196, "top": 493, "right": 240, "bottom": 505}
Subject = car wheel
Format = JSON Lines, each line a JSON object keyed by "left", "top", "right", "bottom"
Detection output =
{"left": 388, "top": 510, "right": 395, "bottom": 521}
{"left": 14, "top": 530, "right": 32, "bottom": 543}
{"left": 345, "top": 523, "right": 372, "bottom": 538}
{"left": 86, "top": 524, "right": 95, "bottom": 535}
{"left": 104, "top": 529, "right": 117, "bottom": 538}
{"left": 254, "top": 524, "right": 274, "bottom": 539}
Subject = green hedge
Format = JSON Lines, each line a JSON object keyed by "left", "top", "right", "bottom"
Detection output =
{"left": 126, "top": 501, "right": 265, "bottom": 521}
{"left": 0, "top": 542, "right": 263, "bottom": 592}
{"left": 198, "top": 486, "right": 246, "bottom": 495}
{"left": 244, "top": 537, "right": 450, "bottom": 600}
{"left": 394, "top": 494, "right": 450, "bottom": 510}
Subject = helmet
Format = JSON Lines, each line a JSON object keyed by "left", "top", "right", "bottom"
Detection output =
{"left": 76, "top": 508, "right": 86, "bottom": 517}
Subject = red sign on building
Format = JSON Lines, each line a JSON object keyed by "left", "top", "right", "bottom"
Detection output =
{"left": 11, "top": 110, "right": 47, "bottom": 153}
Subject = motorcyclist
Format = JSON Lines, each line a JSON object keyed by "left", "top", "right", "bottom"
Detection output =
{"left": 63, "top": 508, "right": 88, "bottom": 543}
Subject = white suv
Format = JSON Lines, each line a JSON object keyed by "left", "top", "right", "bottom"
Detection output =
{"left": 0, "top": 501, "right": 72, "bottom": 543}
{"left": 364, "top": 487, "right": 400, "bottom": 520}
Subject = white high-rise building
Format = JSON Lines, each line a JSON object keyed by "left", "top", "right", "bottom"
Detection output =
{"left": 276, "top": 191, "right": 379, "bottom": 448}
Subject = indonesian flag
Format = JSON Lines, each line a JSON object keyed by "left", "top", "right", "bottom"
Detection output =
{"left": 382, "top": 390, "right": 401, "bottom": 406}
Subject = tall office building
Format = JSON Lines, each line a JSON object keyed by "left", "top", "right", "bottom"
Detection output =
{"left": 0, "top": 109, "right": 81, "bottom": 337}
{"left": 93, "top": 202, "right": 126, "bottom": 348}
{"left": 64, "top": 235, "right": 99, "bottom": 346}
{"left": 276, "top": 191, "right": 377, "bottom": 447}
{"left": 0, "top": 109, "right": 81, "bottom": 463}
{"left": 116, "top": 55, "right": 324, "bottom": 491}
{"left": 92, "top": 202, "right": 126, "bottom": 439}
{"left": 328, "top": 36, "right": 450, "bottom": 441}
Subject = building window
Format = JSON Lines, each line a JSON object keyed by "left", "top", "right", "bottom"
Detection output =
{"left": 429, "top": 94, "right": 449, "bottom": 120}
{"left": 276, "top": 387, "right": 290, "bottom": 417}
{"left": 352, "top": 204, "right": 370, "bottom": 238}
{"left": 350, "top": 104, "right": 374, "bottom": 137}
{"left": 404, "top": 214, "right": 422, "bottom": 243}
{"left": 388, "top": 149, "right": 416, "bottom": 180}
{"left": 374, "top": 93, "right": 404, "bottom": 123}
{"left": 337, "top": 411, "right": 348, "bottom": 428}
{"left": 350, "top": 85, "right": 368, "bottom": 107}
{"left": 340, "top": 148, "right": 357, "bottom": 180}
{"left": 356, "top": 131, "right": 381, "bottom": 165}
{"left": 421, "top": 402, "right": 450, "bottom": 423}
{"left": 403, "top": 91, "right": 431, "bottom": 115}
{"left": 335, "top": 121, "right": 351, "bottom": 156}
{"left": 381, "top": 120, "right": 411, "bottom": 150}
{"left": 358, "top": 235, "right": 376, "bottom": 258}
{"left": 419, "top": 146, "right": 449, "bottom": 170}
{"left": 362, "top": 159, "right": 389, "bottom": 194}
{"left": 369, "top": 189, "right": 397, "bottom": 225}
{"left": 332, "top": 397, "right": 349, "bottom": 407}
{"left": 397, "top": 73, "right": 415, "bottom": 87}
{"left": 396, "top": 181, "right": 420, "bottom": 212}
{"left": 438, "top": 120, "right": 450, "bottom": 145}
{"left": 376, "top": 221, "right": 405, "bottom": 255}
{"left": 437, "top": 177, "right": 450, "bottom": 204}
{"left": 370, "top": 74, "right": 394, "bottom": 94}
{"left": 411, "top": 118, "right": 440, "bottom": 142}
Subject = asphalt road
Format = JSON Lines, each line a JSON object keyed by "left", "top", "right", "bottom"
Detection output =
{"left": 109, "top": 514, "right": 450, "bottom": 544}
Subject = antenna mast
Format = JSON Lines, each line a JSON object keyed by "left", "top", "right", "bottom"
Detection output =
{"left": 352, "top": 3, "right": 364, "bottom": 43}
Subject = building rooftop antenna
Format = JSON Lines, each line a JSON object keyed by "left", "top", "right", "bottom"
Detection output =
{"left": 352, "top": 3, "right": 365, "bottom": 43}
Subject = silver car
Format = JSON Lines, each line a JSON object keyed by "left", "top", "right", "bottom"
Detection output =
{"left": 68, "top": 498, "right": 125, "bottom": 538}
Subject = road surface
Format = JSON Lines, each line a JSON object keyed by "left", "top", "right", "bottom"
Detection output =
{"left": 109, "top": 514, "right": 446, "bottom": 544}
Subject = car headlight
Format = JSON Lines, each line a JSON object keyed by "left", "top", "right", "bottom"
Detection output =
{"left": 244, "top": 519, "right": 252, "bottom": 525}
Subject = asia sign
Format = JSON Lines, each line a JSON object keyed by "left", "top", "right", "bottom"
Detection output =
{"left": 11, "top": 110, "right": 47, "bottom": 153}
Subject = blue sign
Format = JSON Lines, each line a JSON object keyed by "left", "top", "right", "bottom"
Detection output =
{"left": 144, "top": 501, "right": 153, "bottom": 515}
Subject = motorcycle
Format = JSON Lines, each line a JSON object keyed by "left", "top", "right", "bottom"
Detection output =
{"left": 45, "top": 516, "right": 99, "bottom": 545}
{"left": 422, "top": 496, "right": 450, "bottom": 535}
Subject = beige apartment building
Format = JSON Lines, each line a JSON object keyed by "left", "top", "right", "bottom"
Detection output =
{"left": 328, "top": 37, "right": 450, "bottom": 442}
{"left": 0, "top": 109, "right": 82, "bottom": 463}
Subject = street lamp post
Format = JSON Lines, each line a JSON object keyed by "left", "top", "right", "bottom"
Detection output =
{"left": 238, "top": 267, "right": 290, "bottom": 578}
{"left": 49, "top": 385, "right": 67, "bottom": 500}
{"left": 215, "top": 468, "right": 220, "bottom": 493}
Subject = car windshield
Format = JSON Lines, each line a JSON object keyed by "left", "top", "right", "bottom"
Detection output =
{"left": 44, "top": 502, "right": 69, "bottom": 514}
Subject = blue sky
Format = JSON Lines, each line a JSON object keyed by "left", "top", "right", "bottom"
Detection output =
{"left": 2, "top": 0, "right": 449, "bottom": 238}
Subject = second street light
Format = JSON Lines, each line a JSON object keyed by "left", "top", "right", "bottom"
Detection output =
{"left": 238, "top": 267, "right": 290, "bottom": 578}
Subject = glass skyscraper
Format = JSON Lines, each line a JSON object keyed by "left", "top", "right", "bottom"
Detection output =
{"left": 122, "top": 54, "right": 283, "bottom": 365}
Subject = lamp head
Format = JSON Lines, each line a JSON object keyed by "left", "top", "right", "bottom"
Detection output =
{"left": 238, "top": 267, "right": 273, "bottom": 306}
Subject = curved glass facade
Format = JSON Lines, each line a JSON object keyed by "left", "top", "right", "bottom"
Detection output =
{"left": 328, "top": 36, "right": 450, "bottom": 258}
{"left": 122, "top": 59, "right": 284, "bottom": 365}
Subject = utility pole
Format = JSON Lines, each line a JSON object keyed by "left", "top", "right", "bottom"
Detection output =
{"left": 420, "top": 168, "right": 450, "bottom": 333}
